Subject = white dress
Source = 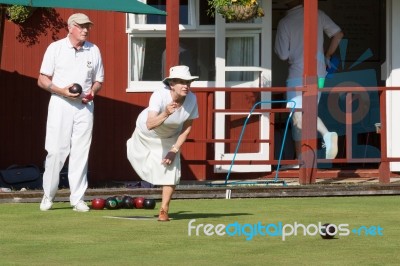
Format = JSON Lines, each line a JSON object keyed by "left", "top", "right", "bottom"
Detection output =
{"left": 127, "top": 86, "right": 198, "bottom": 185}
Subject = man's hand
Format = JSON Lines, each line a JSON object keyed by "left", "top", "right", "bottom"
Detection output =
{"left": 63, "top": 84, "right": 80, "bottom": 98}
{"left": 82, "top": 90, "right": 94, "bottom": 104}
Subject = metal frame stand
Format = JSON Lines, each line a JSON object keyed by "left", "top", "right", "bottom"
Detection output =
{"left": 207, "top": 100, "right": 296, "bottom": 188}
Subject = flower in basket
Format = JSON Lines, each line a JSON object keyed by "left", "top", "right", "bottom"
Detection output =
{"left": 207, "top": 0, "right": 265, "bottom": 22}
{"left": 6, "top": 5, "right": 37, "bottom": 24}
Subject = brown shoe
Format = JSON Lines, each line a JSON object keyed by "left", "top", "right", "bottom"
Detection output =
{"left": 158, "top": 208, "right": 170, "bottom": 222}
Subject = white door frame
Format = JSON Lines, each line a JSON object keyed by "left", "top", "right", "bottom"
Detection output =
{"left": 385, "top": 0, "right": 400, "bottom": 171}
{"left": 214, "top": 0, "right": 273, "bottom": 173}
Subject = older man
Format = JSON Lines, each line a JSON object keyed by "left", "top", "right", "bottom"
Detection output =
{"left": 37, "top": 13, "right": 104, "bottom": 212}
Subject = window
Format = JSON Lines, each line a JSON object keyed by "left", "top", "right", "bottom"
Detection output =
{"left": 127, "top": 0, "right": 217, "bottom": 91}
{"left": 126, "top": 0, "right": 265, "bottom": 92}
{"left": 130, "top": 37, "right": 215, "bottom": 82}
{"left": 141, "top": 0, "right": 187, "bottom": 25}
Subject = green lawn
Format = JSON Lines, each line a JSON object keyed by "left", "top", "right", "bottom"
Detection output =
{"left": 0, "top": 196, "right": 399, "bottom": 265}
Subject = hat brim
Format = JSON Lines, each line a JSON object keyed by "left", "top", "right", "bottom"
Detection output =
{"left": 75, "top": 19, "right": 94, "bottom": 25}
{"left": 162, "top": 77, "right": 199, "bottom": 86}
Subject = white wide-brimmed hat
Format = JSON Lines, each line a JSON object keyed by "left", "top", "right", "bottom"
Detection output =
{"left": 162, "top": 65, "right": 199, "bottom": 86}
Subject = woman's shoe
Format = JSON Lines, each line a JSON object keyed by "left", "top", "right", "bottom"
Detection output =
{"left": 158, "top": 208, "right": 170, "bottom": 222}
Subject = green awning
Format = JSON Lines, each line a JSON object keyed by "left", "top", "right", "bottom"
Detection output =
{"left": 0, "top": 0, "right": 167, "bottom": 15}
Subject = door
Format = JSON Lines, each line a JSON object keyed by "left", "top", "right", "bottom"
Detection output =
{"left": 213, "top": 0, "right": 273, "bottom": 173}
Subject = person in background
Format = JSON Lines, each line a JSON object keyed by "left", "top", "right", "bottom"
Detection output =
{"left": 37, "top": 13, "right": 104, "bottom": 212}
{"left": 127, "top": 65, "right": 199, "bottom": 221}
{"left": 275, "top": 0, "right": 344, "bottom": 163}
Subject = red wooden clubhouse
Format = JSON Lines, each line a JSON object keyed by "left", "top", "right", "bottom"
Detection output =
{"left": 1, "top": 0, "right": 399, "bottom": 186}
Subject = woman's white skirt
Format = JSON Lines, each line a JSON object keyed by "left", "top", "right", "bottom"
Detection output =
{"left": 127, "top": 129, "right": 181, "bottom": 185}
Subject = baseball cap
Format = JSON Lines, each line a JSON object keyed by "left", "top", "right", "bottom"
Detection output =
{"left": 68, "top": 13, "right": 93, "bottom": 25}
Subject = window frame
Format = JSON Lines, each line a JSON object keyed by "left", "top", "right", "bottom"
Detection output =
{"left": 126, "top": 0, "right": 265, "bottom": 92}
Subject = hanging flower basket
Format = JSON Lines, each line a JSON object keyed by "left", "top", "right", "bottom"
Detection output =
{"left": 208, "top": 0, "right": 265, "bottom": 22}
{"left": 219, "top": 3, "right": 262, "bottom": 22}
{"left": 6, "top": 5, "right": 37, "bottom": 24}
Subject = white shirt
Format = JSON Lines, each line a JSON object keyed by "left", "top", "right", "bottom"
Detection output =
{"left": 274, "top": 5, "right": 341, "bottom": 79}
{"left": 39, "top": 35, "right": 104, "bottom": 94}
{"left": 136, "top": 86, "right": 199, "bottom": 138}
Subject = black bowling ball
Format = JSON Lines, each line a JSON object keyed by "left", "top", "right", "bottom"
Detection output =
{"left": 143, "top": 198, "right": 156, "bottom": 209}
{"left": 105, "top": 197, "right": 119, "bottom": 210}
{"left": 69, "top": 83, "right": 82, "bottom": 95}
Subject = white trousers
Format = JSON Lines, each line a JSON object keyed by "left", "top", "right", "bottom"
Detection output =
{"left": 42, "top": 95, "right": 94, "bottom": 205}
{"left": 286, "top": 77, "right": 324, "bottom": 141}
